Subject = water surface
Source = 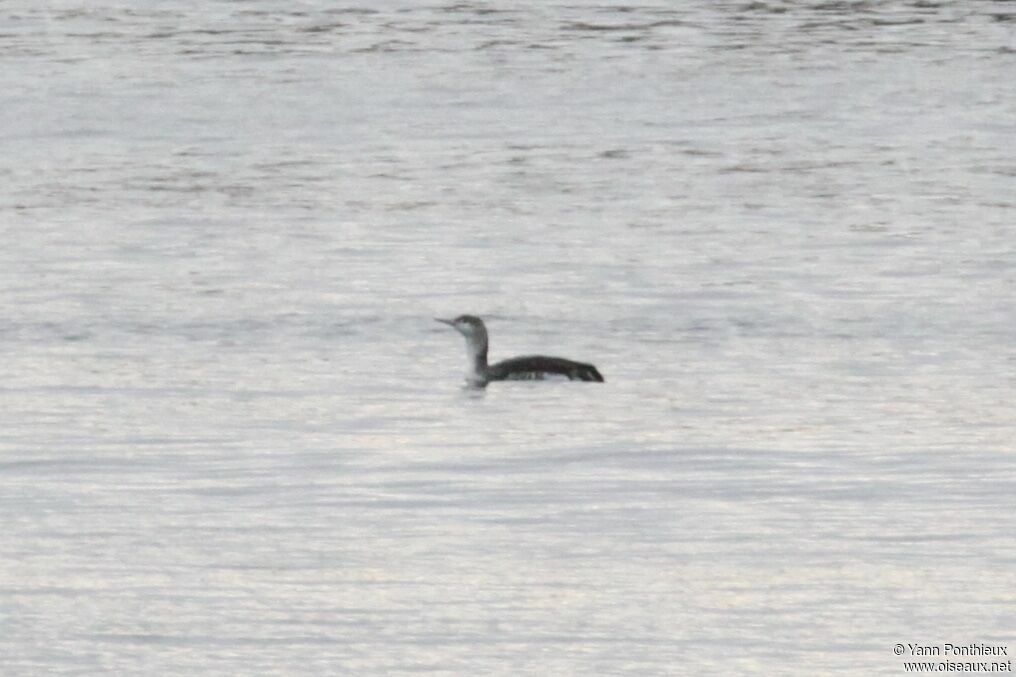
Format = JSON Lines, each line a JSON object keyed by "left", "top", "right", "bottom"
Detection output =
{"left": 2, "top": 1, "right": 1014, "bottom": 674}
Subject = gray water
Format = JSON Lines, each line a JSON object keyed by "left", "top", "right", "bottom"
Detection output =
{"left": 2, "top": 1, "right": 1015, "bottom": 675}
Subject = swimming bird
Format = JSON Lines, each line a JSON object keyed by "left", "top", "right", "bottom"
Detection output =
{"left": 436, "top": 315, "right": 604, "bottom": 386}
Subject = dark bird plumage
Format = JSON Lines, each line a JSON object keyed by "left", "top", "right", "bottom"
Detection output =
{"left": 436, "top": 315, "right": 604, "bottom": 386}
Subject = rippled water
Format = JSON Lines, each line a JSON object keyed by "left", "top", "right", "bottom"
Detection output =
{"left": 2, "top": 1, "right": 1014, "bottom": 674}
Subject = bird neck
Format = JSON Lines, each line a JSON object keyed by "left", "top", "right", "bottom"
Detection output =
{"left": 465, "top": 333, "right": 489, "bottom": 373}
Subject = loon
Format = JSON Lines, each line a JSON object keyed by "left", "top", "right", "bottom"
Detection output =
{"left": 436, "top": 315, "right": 604, "bottom": 386}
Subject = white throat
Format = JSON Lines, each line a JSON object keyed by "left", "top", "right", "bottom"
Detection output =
{"left": 464, "top": 333, "right": 485, "bottom": 360}
{"left": 462, "top": 332, "right": 487, "bottom": 384}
